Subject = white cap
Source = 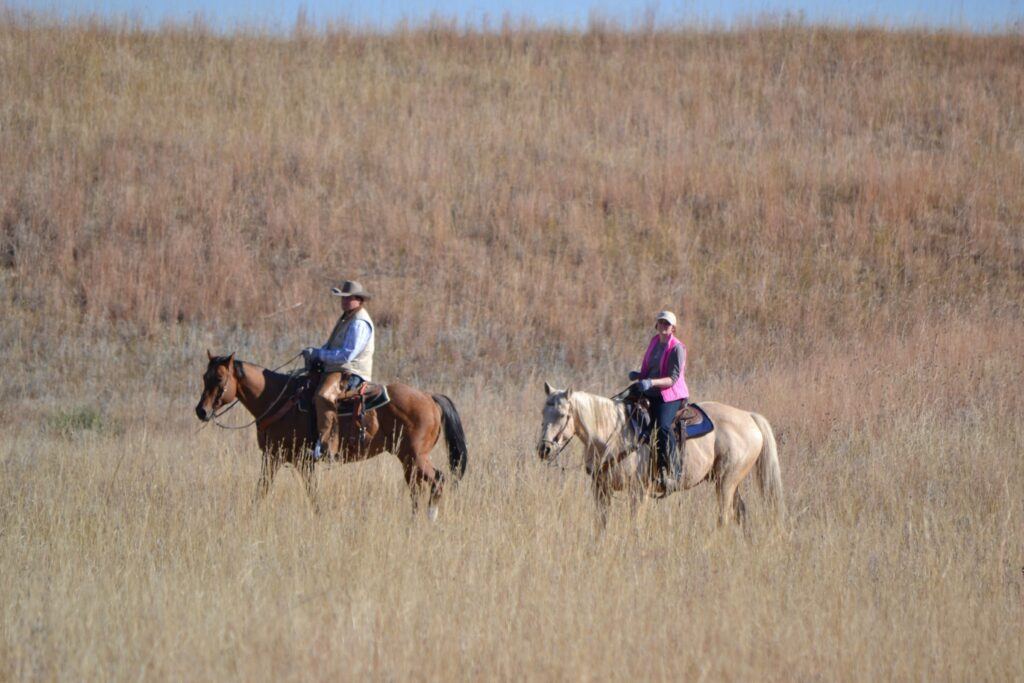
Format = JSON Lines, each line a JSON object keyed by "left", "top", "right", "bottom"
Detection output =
{"left": 655, "top": 310, "right": 677, "bottom": 327}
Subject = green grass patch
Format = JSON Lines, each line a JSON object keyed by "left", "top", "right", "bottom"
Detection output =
{"left": 46, "top": 406, "right": 119, "bottom": 439}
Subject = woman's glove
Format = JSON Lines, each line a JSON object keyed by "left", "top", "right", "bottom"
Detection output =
{"left": 629, "top": 379, "right": 653, "bottom": 397}
{"left": 628, "top": 370, "right": 641, "bottom": 381}
{"left": 302, "top": 347, "right": 320, "bottom": 367}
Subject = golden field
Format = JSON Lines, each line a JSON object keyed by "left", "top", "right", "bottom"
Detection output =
{"left": 1, "top": 14, "right": 1022, "bottom": 680}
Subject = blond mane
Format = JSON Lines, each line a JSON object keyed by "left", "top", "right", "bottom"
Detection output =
{"left": 565, "top": 390, "right": 632, "bottom": 462}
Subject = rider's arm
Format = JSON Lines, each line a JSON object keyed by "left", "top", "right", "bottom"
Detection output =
{"left": 649, "top": 344, "right": 683, "bottom": 390}
{"left": 319, "top": 320, "right": 371, "bottom": 364}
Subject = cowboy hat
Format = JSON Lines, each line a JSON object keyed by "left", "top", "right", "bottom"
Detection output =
{"left": 330, "top": 280, "right": 372, "bottom": 300}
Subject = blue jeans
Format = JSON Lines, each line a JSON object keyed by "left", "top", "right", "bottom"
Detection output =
{"left": 646, "top": 393, "right": 683, "bottom": 476}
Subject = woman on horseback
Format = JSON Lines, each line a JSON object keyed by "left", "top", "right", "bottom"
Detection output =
{"left": 629, "top": 310, "right": 689, "bottom": 492}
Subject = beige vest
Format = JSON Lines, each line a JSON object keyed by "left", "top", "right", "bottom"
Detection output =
{"left": 323, "top": 307, "right": 374, "bottom": 380}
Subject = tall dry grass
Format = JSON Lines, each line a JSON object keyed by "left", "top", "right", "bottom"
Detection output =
{"left": 1, "top": 14, "right": 1022, "bottom": 680}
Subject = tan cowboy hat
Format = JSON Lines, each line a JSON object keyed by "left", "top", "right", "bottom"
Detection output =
{"left": 331, "top": 280, "right": 372, "bottom": 300}
{"left": 654, "top": 310, "right": 677, "bottom": 326}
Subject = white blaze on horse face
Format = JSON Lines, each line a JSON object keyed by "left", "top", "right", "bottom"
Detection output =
{"left": 212, "top": 368, "right": 229, "bottom": 407}
{"left": 218, "top": 366, "right": 239, "bottom": 404}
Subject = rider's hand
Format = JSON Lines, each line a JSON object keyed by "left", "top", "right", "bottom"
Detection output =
{"left": 628, "top": 370, "right": 641, "bottom": 381}
{"left": 302, "top": 347, "right": 319, "bottom": 366}
{"left": 627, "top": 380, "right": 646, "bottom": 397}
{"left": 637, "top": 379, "right": 653, "bottom": 393}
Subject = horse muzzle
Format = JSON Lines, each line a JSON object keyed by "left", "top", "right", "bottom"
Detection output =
{"left": 195, "top": 403, "right": 212, "bottom": 422}
{"left": 537, "top": 441, "right": 553, "bottom": 461}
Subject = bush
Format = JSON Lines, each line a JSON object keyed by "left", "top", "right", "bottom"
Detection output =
{"left": 46, "top": 406, "right": 118, "bottom": 438}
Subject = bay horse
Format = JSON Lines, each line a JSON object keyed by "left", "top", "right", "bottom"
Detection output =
{"left": 195, "top": 352, "right": 468, "bottom": 519}
{"left": 537, "top": 382, "right": 783, "bottom": 529}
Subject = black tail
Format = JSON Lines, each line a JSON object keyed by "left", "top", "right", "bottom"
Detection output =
{"left": 432, "top": 394, "right": 468, "bottom": 481}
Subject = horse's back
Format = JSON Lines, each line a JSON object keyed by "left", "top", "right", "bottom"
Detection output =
{"left": 692, "top": 400, "right": 765, "bottom": 458}
{"left": 372, "top": 383, "right": 447, "bottom": 436}
{"left": 382, "top": 382, "right": 436, "bottom": 407}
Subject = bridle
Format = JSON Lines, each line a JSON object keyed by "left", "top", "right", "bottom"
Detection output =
{"left": 201, "top": 369, "right": 236, "bottom": 420}
{"left": 540, "top": 385, "right": 637, "bottom": 475}
{"left": 540, "top": 412, "right": 575, "bottom": 460}
{"left": 209, "top": 372, "right": 248, "bottom": 429}
{"left": 200, "top": 351, "right": 304, "bottom": 431}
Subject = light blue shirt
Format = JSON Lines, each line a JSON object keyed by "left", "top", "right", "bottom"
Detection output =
{"left": 319, "top": 320, "right": 372, "bottom": 366}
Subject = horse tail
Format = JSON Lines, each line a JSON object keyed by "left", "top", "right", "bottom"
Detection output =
{"left": 750, "top": 412, "right": 785, "bottom": 522}
{"left": 432, "top": 394, "right": 468, "bottom": 481}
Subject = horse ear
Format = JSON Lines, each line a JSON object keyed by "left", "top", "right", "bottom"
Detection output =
{"left": 565, "top": 388, "right": 574, "bottom": 399}
{"left": 544, "top": 381, "right": 554, "bottom": 396}
{"left": 227, "top": 353, "right": 235, "bottom": 370}
{"left": 207, "top": 349, "right": 213, "bottom": 360}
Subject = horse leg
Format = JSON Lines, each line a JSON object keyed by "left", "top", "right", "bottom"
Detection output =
{"left": 628, "top": 485, "right": 642, "bottom": 520}
{"left": 408, "top": 463, "right": 444, "bottom": 522}
{"left": 399, "top": 433, "right": 442, "bottom": 521}
{"left": 297, "top": 456, "right": 320, "bottom": 515}
{"left": 592, "top": 474, "right": 612, "bottom": 531}
{"left": 715, "top": 477, "right": 737, "bottom": 528}
{"left": 733, "top": 491, "right": 749, "bottom": 531}
{"left": 426, "top": 471, "right": 446, "bottom": 523}
{"left": 626, "top": 458, "right": 645, "bottom": 521}
{"left": 401, "top": 457, "right": 426, "bottom": 517}
{"left": 253, "top": 452, "right": 280, "bottom": 505}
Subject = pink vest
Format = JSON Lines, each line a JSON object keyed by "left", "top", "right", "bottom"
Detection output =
{"left": 640, "top": 334, "right": 689, "bottom": 402}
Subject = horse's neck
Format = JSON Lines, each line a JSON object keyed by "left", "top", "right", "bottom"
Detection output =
{"left": 235, "top": 362, "right": 288, "bottom": 417}
{"left": 571, "top": 392, "right": 628, "bottom": 453}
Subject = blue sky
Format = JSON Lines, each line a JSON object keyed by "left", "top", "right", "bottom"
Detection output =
{"left": 9, "top": 0, "right": 1024, "bottom": 32}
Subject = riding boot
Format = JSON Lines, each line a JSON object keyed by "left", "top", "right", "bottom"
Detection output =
{"left": 658, "top": 444, "right": 680, "bottom": 494}
{"left": 652, "top": 424, "right": 678, "bottom": 493}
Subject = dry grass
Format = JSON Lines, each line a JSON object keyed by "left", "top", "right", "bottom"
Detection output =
{"left": 1, "top": 15, "right": 1022, "bottom": 680}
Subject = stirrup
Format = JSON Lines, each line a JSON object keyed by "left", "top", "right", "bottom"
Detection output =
{"left": 309, "top": 440, "right": 324, "bottom": 461}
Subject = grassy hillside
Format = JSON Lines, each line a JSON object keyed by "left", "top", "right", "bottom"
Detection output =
{"left": 3, "top": 18, "right": 1022, "bottom": 372}
{"left": 1, "top": 16, "right": 1022, "bottom": 680}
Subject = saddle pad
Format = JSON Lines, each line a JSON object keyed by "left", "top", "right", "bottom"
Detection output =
{"left": 336, "top": 386, "right": 390, "bottom": 416}
{"left": 684, "top": 403, "right": 714, "bottom": 439}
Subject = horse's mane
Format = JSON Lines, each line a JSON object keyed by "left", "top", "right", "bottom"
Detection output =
{"left": 567, "top": 390, "right": 629, "bottom": 446}
{"left": 208, "top": 356, "right": 296, "bottom": 384}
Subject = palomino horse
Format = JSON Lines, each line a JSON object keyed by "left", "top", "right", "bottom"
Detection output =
{"left": 537, "top": 383, "right": 783, "bottom": 528}
{"left": 195, "top": 353, "right": 468, "bottom": 519}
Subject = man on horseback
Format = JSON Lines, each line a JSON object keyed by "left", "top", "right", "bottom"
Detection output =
{"left": 303, "top": 280, "right": 375, "bottom": 460}
{"left": 628, "top": 310, "right": 689, "bottom": 493}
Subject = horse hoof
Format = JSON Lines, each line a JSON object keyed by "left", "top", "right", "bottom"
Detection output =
{"left": 427, "top": 506, "right": 438, "bottom": 522}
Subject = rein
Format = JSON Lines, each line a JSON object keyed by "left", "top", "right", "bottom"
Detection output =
{"left": 541, "top": 422, "right": 578, "bottom": 471}
{"left": 211, "top": 351, "right": 305, "bottom": 431}
{"left": 609, "top": 385, "right": 633, "bottom": 401}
